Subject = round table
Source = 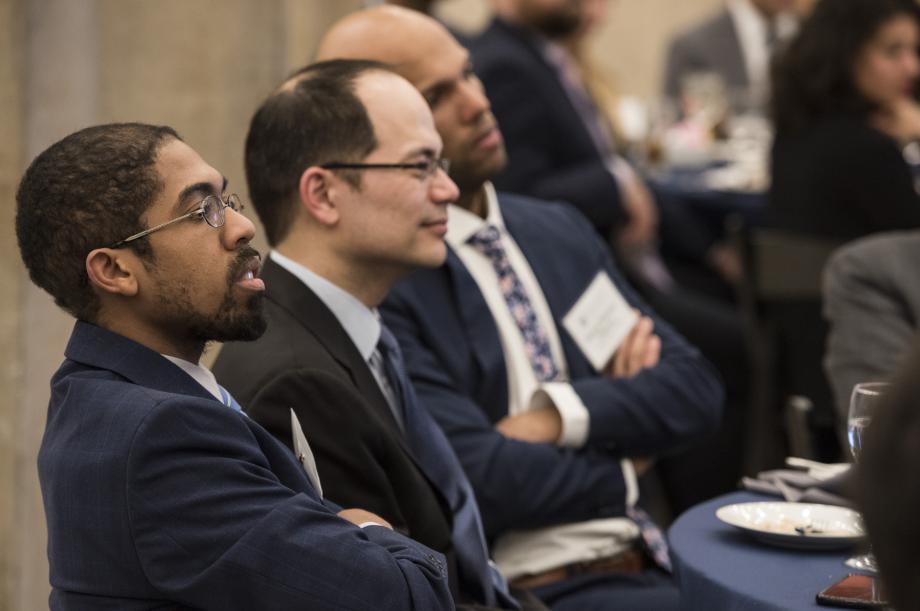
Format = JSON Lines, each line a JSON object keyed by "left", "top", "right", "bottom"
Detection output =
{"left": 669, "top": 492, "right": 865, "bottom": 611}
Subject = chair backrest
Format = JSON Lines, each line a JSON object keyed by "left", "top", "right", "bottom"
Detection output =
{"left": 729, "top": 219, "right": 844, "bottom": 470}
{"left": 750, "top": 231, "right": 842, "bottom": 300}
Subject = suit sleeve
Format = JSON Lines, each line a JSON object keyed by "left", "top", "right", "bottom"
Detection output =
{"left": 563, "top": 217, "right": 725, "bottom": 453}
{"left": 244, "top": 369, "right": 411, "bottom": 533}
{"left": 125, "top": 399, "right": 452, "bottom": 611}
{"left": 382, "top": 292, "right": 629, "bottom": 540}
{"left": 823, "top": 236, "right": 920, "bottom": 429}
{"left": 474, "top": 60, "right": 626, "bottom": 233}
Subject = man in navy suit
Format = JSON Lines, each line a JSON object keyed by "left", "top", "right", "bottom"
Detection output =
{"left": 470, "top": 1, "right": 751, "bottom": 508}
{"left": 15, "top": 122, "right": 452, "bottom": 610}
{"left": 319, "top": 8, "right": 724, "bottom": 611}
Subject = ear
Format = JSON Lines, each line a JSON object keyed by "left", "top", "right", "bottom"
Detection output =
{"left": 85, "top": 248, "right": 140, "bottom": 298}
{"left": 298, "top": 166, "right": 342, "bottom": 227}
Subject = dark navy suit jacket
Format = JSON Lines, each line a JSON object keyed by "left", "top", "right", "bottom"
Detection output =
{"left": 39, "top": 321, "right": 452, "bottom": 610}
{"left": 471, "top": 18, "right": 625, "bottom": 234}
{"left": 381, "top": 193, "right": 724, "bottom": 538}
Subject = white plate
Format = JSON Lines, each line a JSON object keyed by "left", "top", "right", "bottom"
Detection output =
{"left": 715, "top": 502, "right": 865, "bottom": 550}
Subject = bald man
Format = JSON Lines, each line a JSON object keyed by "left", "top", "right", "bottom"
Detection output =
{"left": 319, "top": 8, "right": 723, "bottom": 611}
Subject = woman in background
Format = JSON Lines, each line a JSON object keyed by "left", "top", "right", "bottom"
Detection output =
{"left": 769, "top": 0, "right": 920, "bottom": 240}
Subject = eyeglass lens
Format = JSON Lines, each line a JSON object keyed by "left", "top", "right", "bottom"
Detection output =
{"left": 202, "top": 194, "right": 241, "bottom": 228}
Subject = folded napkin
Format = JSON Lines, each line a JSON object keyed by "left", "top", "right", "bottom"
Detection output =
{"left": 741, "top": 461, "right": 854, "bottom": 507}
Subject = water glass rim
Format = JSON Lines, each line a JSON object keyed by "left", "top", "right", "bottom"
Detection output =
{"left": 852, "top": 381, "right": 889, "bottom": 397}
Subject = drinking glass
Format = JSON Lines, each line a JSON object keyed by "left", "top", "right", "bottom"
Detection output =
{"left": 845, "top": 382, "right": 888, "bottom": 571}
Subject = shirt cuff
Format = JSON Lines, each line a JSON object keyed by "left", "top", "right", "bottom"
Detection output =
{"left": 621, "top": 458, "right": 639, "bottom": 508}
{"left": 607, "top": 155, "right": 637, "bottom": 203}
{"left": 531, "top": 383, "right": 590, "bottom": 447}
{"left": 358, "top": 521, "right": 388, "bottom": 529}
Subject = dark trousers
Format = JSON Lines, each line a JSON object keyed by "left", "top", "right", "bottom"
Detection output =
{"left": 533, "top": 570, "right": 678, "bottom": 611}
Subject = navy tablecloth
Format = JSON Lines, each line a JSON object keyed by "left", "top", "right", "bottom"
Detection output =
{"left": 669, "top": 492, "right": 863, "bottom": 611}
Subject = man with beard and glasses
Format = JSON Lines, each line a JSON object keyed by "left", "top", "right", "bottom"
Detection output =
{"left": 16, "top": 122, "right": 453, "bottom": 611}
{"left": 214, "top": 60, "right": 545, "bottom": 611}
{"left": 318, "top": 7, "right": 724, "bottom": 611}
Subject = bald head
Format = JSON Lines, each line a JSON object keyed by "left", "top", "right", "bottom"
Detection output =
{"left": 318, "top": 6, "right": 507, "bottom": 195}
{"left": 318, "top": 6, "right": 456, "bottom": 87}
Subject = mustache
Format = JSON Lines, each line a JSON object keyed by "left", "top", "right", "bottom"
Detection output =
{"left": 227, "top": 246, "right": 262, "bottom": 284}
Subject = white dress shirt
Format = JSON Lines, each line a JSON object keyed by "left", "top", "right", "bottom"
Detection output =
{"left": 447, "top": 183, "right": 640, "bottom": 580}
{"left": 729, "top": 0, "right": 797, "bottom": 106}
{"left": 269, "top": 250, "right": 404, "bottom": 423}
{"left": 162, "top": 355, "right": 224, "bottom": 402}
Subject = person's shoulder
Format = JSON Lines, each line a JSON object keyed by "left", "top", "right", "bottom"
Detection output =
{"left": 670, "top": 9, "right": 732, "bottom": 51}
{"left": 828, "top": 230, "right": 920, "bottom": 284}
{"left": 498, "top": 191, "right": 596, "bottom": 235}
{"left": 471, "top": 18, "right": 537, "bottom": 68}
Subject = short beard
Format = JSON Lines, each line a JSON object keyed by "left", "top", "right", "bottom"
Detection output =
{"left": 187, "top": 286, "right": 266, "bottom": 344}
{"left": 156, "top": 246, "right": 268, "bottom": 345}
{"left": 528, "top": 9, "right": 582, "bottom": 39}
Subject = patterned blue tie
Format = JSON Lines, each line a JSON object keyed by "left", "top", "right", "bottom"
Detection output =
{"left": 467, "top": 225, "right": 559, "bottom": 382}
{"left": 378, "top": 325, "right": 518, "bottom": 609}
{"left": 218, "top": 385, "right": 243, "bottom": 413}
{"left": 627, "top": 505, "right": 672, "bottom": 573}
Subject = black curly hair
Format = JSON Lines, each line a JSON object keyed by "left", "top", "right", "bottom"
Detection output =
{"left": 771, "top": 0, "right": 920, "bottom": 133}
{"left": 16, "top": 122, "right": 179, "bottom": 321}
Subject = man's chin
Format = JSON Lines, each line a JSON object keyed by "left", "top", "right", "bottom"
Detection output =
{"left": 192, "top": 294, "right": 268, "bottom": 344}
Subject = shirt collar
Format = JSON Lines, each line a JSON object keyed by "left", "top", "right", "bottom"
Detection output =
{"left": 446, "top": 182, "right": 506, "bottom": 247}
{"left": 160, "top": 355, "right": 223, "bottom": 402}
{"left": 728, "top": 0, "right": 796, "bottom": 42}
{"left": 269, "top": 250, "right": 381, "bottom": 360}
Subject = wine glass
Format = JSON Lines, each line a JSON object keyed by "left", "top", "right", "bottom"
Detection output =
{"left": 845, "top": 382, "right": 888, "bottom": 571}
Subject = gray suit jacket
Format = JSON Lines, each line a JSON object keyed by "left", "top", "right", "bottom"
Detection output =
{"left": 823, "top": 231, "right": 920, "bottom": 433}
{"left": 663, "top": 9, "right": 747, "bottom": 100}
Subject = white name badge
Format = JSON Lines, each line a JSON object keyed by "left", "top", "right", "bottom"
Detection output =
{"left": 291, "top": 409, "right": 323, "bottom": 497}
{"left": 562, "top": 272, "right": 638, "bottom": 371}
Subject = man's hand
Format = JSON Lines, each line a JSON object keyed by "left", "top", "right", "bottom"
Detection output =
{"left": 706, "top": 241, "right": 742, "bottom": 285}
{"left": 631, "top": 457, "right": 655, "bottom": 476}
{"left": 872, "top": 96, "right": 920, "bottom": 143}
{"left": 338, "top": 508, "right": 393, "bottom": 530}
{"left": 616, "top": 166, "right": 659, "bottom": 248}
{"left": 607, "top": 314, "right": 661, "bottom": 378}
{"left": 495, "top": 406, "right": 562, "bottom": 444}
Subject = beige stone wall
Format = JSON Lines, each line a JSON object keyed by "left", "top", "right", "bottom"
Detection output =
{"left": 1, "top": 1, "right": 732, "bottom": 608}
{"left": 0, "top": 0, "right": 23, "bottom": 608}
{"left": 437, "top": 0, "right": 727, "bottom": 99}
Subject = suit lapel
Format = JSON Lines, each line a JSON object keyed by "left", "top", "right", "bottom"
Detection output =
{"left": 262, "top": 259, "right": 427, "bottom": 458}
{"left": 444, "top": 249, "right": 510, "bottom": 422}
{"left": 262, "top": 260, "right": 395, "bottom": 419}
{"left": 65, "top": 320, "right": 220, "bottom": 404}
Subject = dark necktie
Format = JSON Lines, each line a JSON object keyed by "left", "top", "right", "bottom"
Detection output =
{"left": 467, "top": 224, "right": 559, "bottom": 382}
{"left": 377, "top": 324, "right": 517, "bottom": 608}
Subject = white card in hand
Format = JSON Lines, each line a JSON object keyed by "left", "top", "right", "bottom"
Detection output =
{"left": 291, "top": 409, "right": 323, "bottom": 498}
{"left": 562, "top": 272, "right": 639, "bottom": 371}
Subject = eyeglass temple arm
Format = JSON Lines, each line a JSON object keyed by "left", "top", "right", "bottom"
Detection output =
{"left": 109, "top": 208, "right": 202, "bottom": 248}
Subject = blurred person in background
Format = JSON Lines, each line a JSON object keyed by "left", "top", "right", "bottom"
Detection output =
{"left": 858, "top": 341, "right": 920, "bottom": 611}
{"left": 664, "top": 0, "right": 799, "bottom": 113}
{"left": 823, "top": 230, "right": 920, "bottom": 445}
{"left": 769, "top": 0, "right": 920, "bottom": 240}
